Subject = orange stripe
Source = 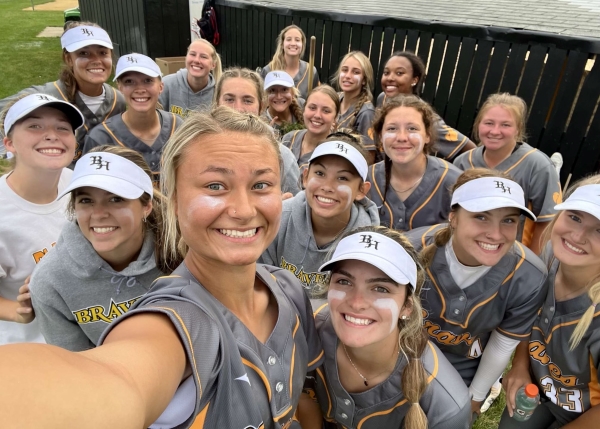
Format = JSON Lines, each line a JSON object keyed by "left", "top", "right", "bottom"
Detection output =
{"left": 504, "top": 149, "right": 537, "bottom": 174}
{"left": 189, "top": 402, "right": 210, "bottom": 428}
{"left": 357, "top": 399, "right": 408, "bottom": 428}
{"left": 289, "top": 130, "right": 300, "bottom": 151}
{"left": 589, "top": 354, "right": 600, "bottom": 407}
{"left": 308, "top": 349, "right": 324, "bottom": 368}
{"left": 468, "top": 149, "right": 475, "bottom": 169}
{"left": 370, "top": 164, "right": 394, "bottom": 228}
{"left": 296, "top": 67, "right": 309, "bottom": 90}
{"left": 104, "top": 87, "right": 119, "bottom": 121}
{"left": 242, "top": 357, "right": 272, "bottom": 401}
{"left": 444, "top": 135, "right": 468, "bottom": 160}
{"left": 316, "top": 367, "right": 332, "bottom": 418}
{"left": 538, "top": 309, "right": 600, "bottom": 344}
{"left": 409, "top": 159, "right": 449, "bottom": 229}
{"left": 102, "top": 122, "right": 126, "bottom": 147}
{"left": 52, "top": 81, "right": 68, "bottom": 101}
{"left": 497, "top": 327, "right": 531, "bottom": 338}
{"left": 274, "top": 404, "right": 294, "bottom": 422}
{"left": 426, "top": 342, "right": 439, "bottom": 382}
{"left": 421, "top": 224, "right": 439, "bottom": 249}
{"left": 313, "top": 302, "right": 328, "bottom": 317}
{"left": 169, "top": 112, "right": 177, "bottom": 136}
{"left": 289, "top": 316, "right": 300, "bottom": 398}
{"left": 501, "top": 242, "right": 526, "bottom": 286}
{"left": 537, "top": 214, "right": 557, "bottom": 220}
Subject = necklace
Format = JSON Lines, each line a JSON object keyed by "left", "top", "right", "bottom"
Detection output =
{"left": 342, "top": 343, "right": 399, "bottom": 387}
{"left": 390, "top": 173, "right": 425, "bottom": 194}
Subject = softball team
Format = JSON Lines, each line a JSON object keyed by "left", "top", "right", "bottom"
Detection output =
{"left": 83, "top": 54, "right": 183, "bottom": 182}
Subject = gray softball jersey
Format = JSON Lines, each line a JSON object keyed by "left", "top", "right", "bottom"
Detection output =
{"left": 0, "top": 80, "right": 126, "bottom": 164}
{"left": 281, "top": 129, "right": 312, "bottom": 172}
{"left": 261, "top": 61, "right": 320, "bottom": 100}
{"left": 82, "top": 110, "right": 182, "bottom": 183}
{"left": 406, "top": 224, "right": 548, "bottom": 384}
{"left": 367, "top": 156, "right": 462, "bottom": 231}
{"left": 376, "top": 92, "right": 472, "bottom": 162}
{"left": 312, "top": 304, "right": 471, "bottom": 429}
{"left": 528, "top": 255, "right": 600, "bottom": 424}
{"left": 99, "top": 263, "right": 324, "bottom": 429}
{"left": 336, "top": 94, "right": 376, "bottom": 152}
{"left": 159, "top": 70, "right": 215, "bottom": 117}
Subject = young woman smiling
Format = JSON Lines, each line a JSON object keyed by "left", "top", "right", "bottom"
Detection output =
{"left": 406, "top": 168, "right": 548, "bottom": 419}
{"left": 262, "top": 70, "right": 304, "bottom": 137}
{"left": 0, "top": 23, "right": 125, "bottom": 164}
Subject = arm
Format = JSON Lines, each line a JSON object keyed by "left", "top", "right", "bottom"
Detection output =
{"left": 0, "top": 313, "right": 186, "bottom": 428}
{"left": 296, "top": 391, "right": 323, "bottom": 429}
{"left": 502, "top": 340, "right": 532, "bottom": 416}
{"left": 563, "top": 406, "right": 600, "bottom": 428}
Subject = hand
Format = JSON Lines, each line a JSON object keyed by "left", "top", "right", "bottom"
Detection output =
{"left": 15, "top": 277, "right": 34, "bottom": 324}
{"left": 269, "top": 116, "right": 279, "bottom": 127}
{"left": 503, "top": 365, "right": 532, "bottom": 417}
{"left": 282, "top": 192, "right": 293, "bottom": 201}
{"left": 471, "top": 399, "right": 483, "bottom": 416}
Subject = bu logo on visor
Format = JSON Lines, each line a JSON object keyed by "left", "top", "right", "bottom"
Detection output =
{"left": 36, "top": 95, "right": 51, "bottom": 101}
{"left": 336, "top": 143, "right": 348, "bottom": 154}
{"left": 126, "top": 56, "right": 137, "bottom": 63}
{"left": 359, "top": 234, "right": 379, "bottom": 250}
{"left": 494, "top": 180, "right": 511, "bottom": 194}
{"left": 81, "top": 28, "right": 94, "bottom": 37}
{"left": 273, "top": 72, "right": 280, "bottom": 78}
{"left": 89, "top": 156, "right": 110, "bottom": 171}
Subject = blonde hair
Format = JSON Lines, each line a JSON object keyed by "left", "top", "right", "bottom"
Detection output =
{"left": 316, "top": 226, "right": 429, "bottom": 429}
{"left": 420, "top": 168, "right": 516, "bottom": 267}
{"left": 268, "top": 25, "right": 307, "bottom": 71}
{"left": 266, "top": 85, "right": 304, "bottom": 125}
{"left": 213, "top": 67, "right": 265, "bottom": 113}
{"left": 540, "top": 174, "right": 600, "bottom": 350}
{"left": 332, "top": 51, "right": 374, "bottom": 130}
{"left": 160, "top": 106, "right": 281, "bottom": 262}
{"left": 187, "top": 39, "right": 223, "bottom": 83}
{"left": 473, "top": 93, "right": 528, "bottom": 143}
{"left": 60, "top": 22, "right": 111, "bottom": 103}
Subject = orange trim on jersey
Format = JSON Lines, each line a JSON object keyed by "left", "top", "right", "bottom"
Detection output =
{"left": 421, "top": 224, "right": 440, "bottom": 249}
{"left": 242, "top": 357, "right": 272, "bottom": 401}
{"left": 274, "top": 404, "right": 294, "bottom": 422}
{"left": 102, "top": 122, "right": 126, "bottom": 147}
{"left": 309, "top": 349, "right": 324, "bottom": 368}
{"left": 52, "top": 81, "right": 68, "bottom": 101}
{"left": 370, "top": 163, "right": 394, "bottom": 228}
{"left": 316, "top": 367, "right": 333, "bottom": 419}
{"left": 313, "top": 302, "right": 328, "bottom": 317}
{"left": 288, "top": 130, "right": 301, "bottom": 152}
{"left": 426, "top": 342, "right": 439, "bottom": 382}
{"left": 104, "top": 87, "right": 119, "bottom": 120}
{"left": 169, "top": 112, "right": 177, "bottom": 136}
{"left": 357, "top": 399, "right": 409, "bottom": 428}
{"left": 504, "top": 149, "right": 537, "bottom": 174}
{"left": 468, "top": 149, "right": 475, "bottom": 169}
{"left": 289, "top": 315, "right": 300, "bottom": 398}
{"left": 501, "top": 242, "right": 526, "bottom": 285}
{"left": 497, "top": 327, "right": 531, "bottom": 338}
{"left": 589, "top": 354, "right": 600, "bottom": 407}
{"left": 154, "top": 306, "right": 203, "bottom": 398}
{"left": 296, "top": 66, "right": 309, "bottom": 90}
{"left": 409, "top": 160, "right": 450, "bottom": 229}
{"left": 536, "top": 214, "right": 557, "bottom": 220}
{"left": 190, "top": 402, "right": 210, "bottom": 428}
{"left": 444, "top": 135, "right": 468, "bottom": 160}
{"left": 533, "top": 309, "right": 600, "bottom": 344}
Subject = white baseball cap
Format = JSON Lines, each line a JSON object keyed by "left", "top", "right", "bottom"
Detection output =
{"left": 264, "top": 71, "right": 295, "bottom": 90}
{"left": 555, "top": 184, "right": 600, "bottom": 221}
{"left": 319, "top": 231, "right": 418, "bottom": 291}
{"left": 57, "top": 152, "right": 154, "bottom": 200}
{"left": 114, "top": 53, "right": 162, "bottom": 81}
{"left": 61, "top": 25, "right": 113, "bottom": 52}
{"left": 452, "top": 177, "right": 536, "bottom": 220}
{"left": 4, "top": 93, "right": 84, "bottom": 135}
{"left": 309, "top": 141, "right": 368, "bottom": 181}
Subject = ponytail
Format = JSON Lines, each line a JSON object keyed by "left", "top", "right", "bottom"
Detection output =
{"left": 289, "top": 91, "right": 305, "bottom": 125}
{"left": 570, "top": 278, "right": 600, "bottom": 350}
{"left": 401, "top": 333, "right": 429, "bottom": 429}
{"left": 420, "top": 225, "right": 453, "bottom": 268}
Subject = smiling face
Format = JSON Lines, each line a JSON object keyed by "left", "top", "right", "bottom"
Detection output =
{"left": 328, "top": 260, "right": 411, "bottom": 348}
{"left": 4, "top": 106, "right": 76, "bottom": 171}
{"left": 118, "top": 72, "right": 163, "bottom": 113}
{"left": 283, "top": 28, "right": 303, "bottom": 58}
{"left": 339, "top": 56, "right": 364, "bottom": 96}
{"left": 304, "top": 91, "right": 337, "bottom": 135}
{"left": 381, "top": 56, "right": 418, "bottom": 97}
{"left": 267, "top": 85, "right": 293, "bottom": 114}
{"left": 74, "top": 187, "right": 151, "bottom": 268}
{"left": 381, "top": 106, "right": 430, "bottom": 166}
{"left": 65, "top": 44, "right": 112, "bottom": 86}
{"left": 217, "top": 77, "right": 261, "bottom": 115}
{"left": 174, "top": 131, "right": 282, "bottom": 267}
{"left": 450, "top": 206, "right": 521, "bottom": 266}
{"left": 551, "top": 210, "right": 600, "bottom": 268}
{"left": 478, "top": 105, "right": 519, "bottom": 153}
{"left": 186, "top": 40, "right": 215, "bottom": 79}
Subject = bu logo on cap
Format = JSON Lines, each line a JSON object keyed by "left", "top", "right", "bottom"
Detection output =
{"left": 36, "top": 95, "right": 51, "bottom": 101}
{"left": 90, "top": 156, "right": 110, "bottom": 171}
{"left": 359, "top": 234, "right": 379, "bottom": 250}
{"left": 127, "top": 56, "right": 137, "bottom": 63}
{"left": 81, "top": 28, "right": 94, "bottom": 37}
{"left": 494, "top": 180, "right": 511, "bottom": 194}
{"left": 336, "top": 143, "right": 348, "bottom": 154}
{"left": 273, "top": 72, "right": 280, "bottom": 78}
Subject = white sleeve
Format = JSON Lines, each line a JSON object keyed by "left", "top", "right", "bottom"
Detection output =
{"left": 469, "top": 330, "right": 520, "bottom": 401}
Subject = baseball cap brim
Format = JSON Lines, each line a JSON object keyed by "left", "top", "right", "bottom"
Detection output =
{"left": 5, "top": 100, "right": 84, "bottom": 135}
{"left": 555, "top": 200, "right": 600, "bottom": 221}
{"left": 458, "top": 197, "right": 537, "bottom": 221}
{"left": 114, "top": 66, "right": 161, "bottom": 81}
{"left": 265, "top": 79, "right": 294, "bottom": 90}
{"left": 57, "top": 175, "right": 146, "bottom": 200}
{"left": 63, "top": 39, "right": 113, "bottom": 53}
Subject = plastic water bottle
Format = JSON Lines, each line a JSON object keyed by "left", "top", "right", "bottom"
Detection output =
{"left": 513, "top": 384, "right": 539, "bottom": 422}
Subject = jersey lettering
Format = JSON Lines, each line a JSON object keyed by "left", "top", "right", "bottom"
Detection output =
{"left": 72, "top": 296, "right": 142, "bottom": 324}
{"left": 31, "top": 242, "right": 57, "bottom": 264}
{"left": 280, "top": 257, "right": 327, "bottom": 289}
{"left": 540, "top": 376, "right": 584, "bottom": 413}
{"left": 529, "top": 340, "right": 579, "bottom": 387}
{"left": 468, "top": 338, "right": 483, "bottom": 358}
{"left": 169, "top": 105, "right": 193, "bottom": 118}
{"left": 423, "top": 320, "right": 479, "bottom": 355}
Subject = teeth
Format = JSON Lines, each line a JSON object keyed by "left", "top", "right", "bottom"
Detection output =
{"left": 38, "top": 149, "right": 63, "bottom": 154}
{"left": 88, "top": 69, "right": 104, "bottom": 73}
{"left": 310, "top": 120, "right": 323, "bottom": 126}
{"left": 316, "top": 196, "right": 335, "bottom": 204}
{"left": 133, "top": 98, "right": 149, "bottom": 102}
{"left": 219, "top": 228, "right": 257, "bottom": 238}
{"left": 386, "top": 86, "right": 397, "bottom": 90}
{"left": 93, "top": 227, "right": 117, "bottom": 234}
{"left": 564, "top": 240, "right": 585, "bottom": 254}
{"left": 344, "top": 315, "right": 373, "bottom": 326}
{"left": 478, "top": 241, "right": 500, "bottom": 251}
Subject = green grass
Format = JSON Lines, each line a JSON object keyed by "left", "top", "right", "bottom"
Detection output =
{"left": 0, "top": 0, "right": 65, "bottom": 99}
{"left": 474, "top": 390, "right": 506, "bottom": 429}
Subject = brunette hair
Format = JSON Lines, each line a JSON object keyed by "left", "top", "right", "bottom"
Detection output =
{"left": 268, "top": 25, "right": 307, "bottom": 71}
{"left": 187, "top": 39, "right": 223, "bottom": 83}
{"left": 384, "top": 51, "right": 426, "bottom": 95}
{"left": 473, "top": 93, "right": 528, "bottom": 143}
{"left": 304, "top": 84, "right": 341, "bottom": 118}
{"left": 213, "top": 67, "right": 265, "bottom": 113}
{"left": 332, "top": 51, "right": 374, "bottom": 129}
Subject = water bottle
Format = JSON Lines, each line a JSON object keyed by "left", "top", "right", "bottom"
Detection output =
{"left": 513, "top": 384, "right": 539, "bottom": 422}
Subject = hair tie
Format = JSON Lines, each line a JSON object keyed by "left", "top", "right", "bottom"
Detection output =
{"left": 592, "top": 303, "right": 598, "bottom": 309}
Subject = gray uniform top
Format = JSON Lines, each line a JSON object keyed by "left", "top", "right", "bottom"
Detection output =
{"left": 29, "top": 221, "right": 161, "bottom": 351}
{"left": 312, "top": 304, "right": 471, "bottom": 429}
{"left": 259, "top": 191, "right": 380, "bottom": 292}
{"left": 376, "top": 92, "right": 472, "bottom": 162}
{"left": 281, "top": 129, "right": 313, "bottom": 172}
{"left": 82, "top": 110, "right": 182, "bottom": 184}
{"left": 0, "top": 81, "right": 126, "bottom": 164}
{"left": 406, "top": 224, "right": 548, "bottom": 385}
{"left": 454, "top": 142, "right": 562, "bottom": 241}
{"left": 336, "top": 94, "right": 376, "bottom": 152}
{"left": 367, "top": 156, "right": 462, "bottom": 231}
{"left": 159, "top": 70, "right": 215, "bottom": 118}
{"left": 261, "top": 61, "right": 320, "bottom": 100}
{"left": 99, "top": 263, "right": 324, "bottom": 429}
{"left": 528, "top": 252, "right": 600, "bottom": 424}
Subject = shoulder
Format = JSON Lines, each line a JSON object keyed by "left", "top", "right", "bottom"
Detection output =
{"left": 453, "top": 146, "right": 480, "bottom": 166}
{"left": 429, "top": 156, "right": 462, "bottom": 176}
{"left": 367, "top": 160, "right": 385, "bottom": 178}
{"left": 358, "top": 101, "right": 375, "bottom": 114}
{"left": 405, "top": 224, "right": 446, "bottom": 252}
{"left": 376, "top": 92, "right": 385, "bottom": 107}
{"left": 511, "top": 241, "right": 547, "bottom": 278}
{"left": 282, "top": 190, "right": 306, "bottom": 212}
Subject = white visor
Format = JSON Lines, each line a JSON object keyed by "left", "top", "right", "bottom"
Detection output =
{"left": 264, "top": 71, "right": 295, "bottom": 90}
{"left": 555, "top": 184, "right": 600, "bottom": 221}
{"left": 114, "top": 53, "right": 162, "bottom": 81}
{"left": 309, "top": 141, "right": 368, "bottom": 181}
{"left": 61, "top": 26, "right": 113, "bottom": 52}
{"left": 319, "top": 231, "right": 418, "bottom": 291}
{"left": 452, "top": 177, "right": 536, "bottom": 220}
{"left": 57, "top": 152, "right": 154, "bottom": 201}
{"left": 4, "top": 93, "right": 84, "bottom": 135}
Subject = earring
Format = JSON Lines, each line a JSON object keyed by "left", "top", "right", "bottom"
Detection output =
{"left": 401, "top": 315, "right": 409, "bottom": 320}
{"left": 411, "top": 82, "right": 416, "bottom": 87}
{"left": 142, "top": 216, "right": 147, "bottom": 223}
